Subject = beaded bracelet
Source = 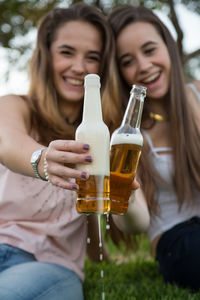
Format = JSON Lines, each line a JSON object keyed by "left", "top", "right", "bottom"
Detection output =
{"left": 43, "top": 156, "right": 50, "bottom": 182}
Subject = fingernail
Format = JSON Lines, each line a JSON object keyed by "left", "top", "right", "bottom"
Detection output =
{"left": 83, "top": 144, "right": 90, "bottom": 150}
{"left": 72, "top": 184, "right": 78, "bottom": 190}
{"left": 81, "top": 172, "right": 87, "bottom": 179}
{"left": 85, "top": 156, "right": 92, "bottom": 162}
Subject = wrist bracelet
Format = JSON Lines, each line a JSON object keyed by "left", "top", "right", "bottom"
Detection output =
{"left": 30, "top": 147, "right": 47, "bottom": 180}
{"left": 43, "top": 156, "right": 50, "bottom": 182}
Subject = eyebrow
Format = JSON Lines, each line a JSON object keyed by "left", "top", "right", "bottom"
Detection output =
{"left": 58, "top": 44, "right": 101, "bottom": 56}
{"left": 119, "top": 40, "right": 158, "bottom": 61}
{"left": 58, "top": 45, "right": 74, "bottom": 50}
{"left": 141, "top": 41, "right": 158, "bottom": 49}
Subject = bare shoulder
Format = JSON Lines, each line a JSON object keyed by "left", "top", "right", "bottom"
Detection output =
{"left": 192, "top": 80, "right": 200, "bottom": 92}
{"left": 186, "top": 80, "right": 200, "bottom": 96}
{"left": 186, "top": 81, "right": 200, "bottom": 129}
{"left": 0, "top": 94, "right": 31, "bottom": 130}
{"left": 0, "top": 94, "right": 29, "bottom": 108}
{"left": 0, "top": 94, "right": 30, "bottom": 116}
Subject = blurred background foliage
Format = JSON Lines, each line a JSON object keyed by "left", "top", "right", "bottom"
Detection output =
{"left": 0, "top": 0, "right": 200, "bottom": 80}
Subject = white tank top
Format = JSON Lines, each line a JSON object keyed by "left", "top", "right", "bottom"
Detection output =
{"left": 144, "top": 83, "right": 200, "bottom": 242}
{"left": 144, "top": 131, "right": 200, "bottom": 242}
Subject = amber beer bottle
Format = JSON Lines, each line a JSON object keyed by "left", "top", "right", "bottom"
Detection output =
{"left": 75, "top": 74, "right": 110, "bottom": 214}
{"left": 110, "top": 85, "right": 146, "bottom": 215}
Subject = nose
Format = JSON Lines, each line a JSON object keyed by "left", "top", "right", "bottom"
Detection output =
{"left": 137, "top": 55, "right": 152, "bottom": 73}
{"left": 71, "top": 56, "right": 85, "bottom": 74}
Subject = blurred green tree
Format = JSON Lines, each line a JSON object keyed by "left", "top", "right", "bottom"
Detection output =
{"left": 0, "top": 0, "right": 199, "bottom": 79}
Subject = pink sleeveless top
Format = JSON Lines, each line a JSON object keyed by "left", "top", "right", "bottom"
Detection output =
{"left": 0, "top": 163, "right": 87, "bottom": 280}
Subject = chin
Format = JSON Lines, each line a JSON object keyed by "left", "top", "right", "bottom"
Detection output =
{"left": 148, "top": 88, "right": 168, "bottom": 100}
{"left": 60, "top": 92, "right": 84, "bottom": 103}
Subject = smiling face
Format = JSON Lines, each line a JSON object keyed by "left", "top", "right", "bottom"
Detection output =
{"left": 50, "top": 20, "right": 102, "bottom": 104}
{"left": 117, "top": 21, "right": 171, "bottom": 100}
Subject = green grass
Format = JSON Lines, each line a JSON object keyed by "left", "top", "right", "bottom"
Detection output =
{"left": 84, "top": 234, "right": 200, "bottom": 300}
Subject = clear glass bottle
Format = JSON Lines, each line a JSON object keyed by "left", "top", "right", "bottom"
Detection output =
{"left": 110, "top": 85, "right": 146, "bottom": 215}
{"left": 75, "top": 74, "right": 110, "bottom": 214}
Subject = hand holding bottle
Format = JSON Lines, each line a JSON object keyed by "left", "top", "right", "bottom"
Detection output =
{"left": 40, "top": 140, "right": 93, "bottom": 190}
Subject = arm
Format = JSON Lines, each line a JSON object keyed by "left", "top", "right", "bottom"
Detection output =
{"left": 112, "top": 188, "right": 150, "bottom": 235}
{"left": 0, "top": 95, "right": 38, "bottom": 175}
{"left": 0, "top": 95, "right": 92, "bottom": 190}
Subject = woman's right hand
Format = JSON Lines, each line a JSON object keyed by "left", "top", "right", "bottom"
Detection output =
{"left": 39, "top": 140, "right": 92, "bottom": 190}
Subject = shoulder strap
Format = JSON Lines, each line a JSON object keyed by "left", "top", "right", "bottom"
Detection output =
{"left": 143, "top": 130, "right": 172, "bottom": 154}
{"left": 142, "top": 130, "right": 154, "bottom": 151}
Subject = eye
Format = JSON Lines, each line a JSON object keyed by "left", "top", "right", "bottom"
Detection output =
{"left": 60, "top": 50, "right": 72, "bottom": 56}
{"left": 87, "top": 55, "right": 101, "bottom": 62}
{"left": 144, "top": 48, "right": 156, "bottom": 55}
{"left": 120, "top": 58, "right": 135, "bottom": 68}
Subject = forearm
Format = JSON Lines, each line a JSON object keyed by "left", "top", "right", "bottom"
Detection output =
{"left": 0, "top": 95, "right": 44, "bottom": 177}
{"left": 112, "top": 189, "right": 150, "bottom": 235}
{"left": 0, "top": 126, "right": 44, "bottom": 177}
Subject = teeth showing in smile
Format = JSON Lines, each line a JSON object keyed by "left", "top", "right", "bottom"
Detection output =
{"left": 65, "top": 78, "right": 83, "bottom": 86}
{"left": 142, "top": 72, "right": 160, "bottom": 84}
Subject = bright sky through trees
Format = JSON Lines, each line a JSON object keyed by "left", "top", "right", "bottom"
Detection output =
{"left": 0, "top": 3, "right": 199, "bottom": 96}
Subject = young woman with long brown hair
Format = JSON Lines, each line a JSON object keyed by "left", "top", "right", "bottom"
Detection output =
{"left": 108, "top": 5, "right": 200, "bottom": 290}
{"left": 0, "top": 3, "right": 120, "bottom": 299}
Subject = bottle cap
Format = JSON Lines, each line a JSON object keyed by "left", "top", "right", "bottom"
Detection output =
{"left": 84, "top": 74, "right": 101, "bottom": 88}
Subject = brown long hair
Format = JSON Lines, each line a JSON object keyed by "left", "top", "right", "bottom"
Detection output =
{"left": 28, "top": 3, "right": 121, "bottom": 145}
{"left": 108, "top": 5, "right": 200, "bottom": 213}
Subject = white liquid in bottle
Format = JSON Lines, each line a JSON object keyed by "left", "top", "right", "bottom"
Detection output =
{"left": 75, "top": 74, "right": 110, "bottom": 214}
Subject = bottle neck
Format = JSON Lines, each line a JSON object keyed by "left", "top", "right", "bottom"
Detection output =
{"left": 121, "top": 88, "right": 145, "bottom": 129}
{"left": 82, "top": 85, "right": 103, "bottom": 123}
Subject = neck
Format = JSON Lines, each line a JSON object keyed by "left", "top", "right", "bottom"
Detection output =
{"left": 147, "top": 98, "right": 169, "bottom": 122}
{"left": 60, "top": 101, "right": 82, "bottom": 125}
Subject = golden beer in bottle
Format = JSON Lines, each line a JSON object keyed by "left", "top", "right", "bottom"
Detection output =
{"left": 110, "top": 85, "right": 146, "bottom": 215}
{"left": 75, "top": 74, "right": 110, "bottom": 214}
